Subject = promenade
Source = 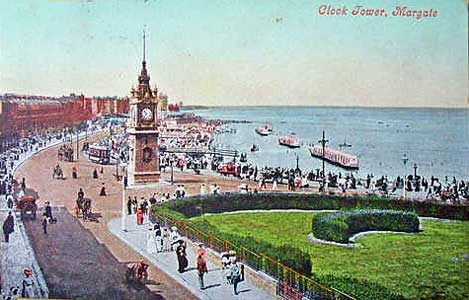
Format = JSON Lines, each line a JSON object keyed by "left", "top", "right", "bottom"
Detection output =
{"left": 108, "top": 215, "right": 273, "bottom": 300}
{"left": 0, "top": 132, "right": 83, "bottom": 298}
{"left": 12, "top": 129, "right": 278, "bottom": 299}
{"left": 7, "top": 130, "right": 195, "bottom": 299}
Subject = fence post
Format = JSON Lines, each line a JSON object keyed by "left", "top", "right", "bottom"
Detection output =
{"left": 182, "top": 222, "right": 187, "bottom": 237}
{"left": 278, "top": 263, "right": 282, "bottom": 281}
{"left": 209, "top": 234, "right": 213, "bottom": 249}
{"left": 223, "top": 240, "right": 228, "bottom": 252}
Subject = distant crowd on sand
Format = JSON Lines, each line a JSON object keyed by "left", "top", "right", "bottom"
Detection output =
{"left": 158, "top": 143, "right": 469, "bottom": 203}
{"left": 154, "top": 118, "right": 469, "bottom": 203}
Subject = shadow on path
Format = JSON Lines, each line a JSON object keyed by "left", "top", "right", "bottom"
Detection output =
{"left": 24, "top": 207, "right": 165, "bottom": 300}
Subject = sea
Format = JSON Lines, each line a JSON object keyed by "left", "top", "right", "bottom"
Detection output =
{"left": 187, "top": 106, "right": 469, "bottom": 180}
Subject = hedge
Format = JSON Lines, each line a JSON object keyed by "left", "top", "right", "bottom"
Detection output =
{"left": 189, "top": 217, "right": 404, "bottom": 299}
{"left": 191, "top": 218, "right": 312, "bottom": 276}
{"left": 311, "top": 273, "right": 406, "bottom": 300}
{"left": 312, "top": 210, "right": 420, "bottom": 243}
{"left": 155, "top": 193, "right": 468, "bottom": 300}
{"left": 164, "top": 193, "right": 469, "bottom": 221}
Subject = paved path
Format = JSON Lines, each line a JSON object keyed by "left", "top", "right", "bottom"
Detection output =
{"left": 109, "top": 215, "right": 274, "bottom": 300}
{"left": 23, "top": 207, "right": 165, "bottom": 300}
{"left": 0, "top": 132, "right": 84, "bottom": 297}
{"left": 0, "top": 207, "right": 47, "bottom": 298}
{"left": 15, "top": 131, "right": 197, "bottom": 300}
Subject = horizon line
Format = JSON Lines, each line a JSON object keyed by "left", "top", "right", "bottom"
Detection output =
{"left": 183, "top": 104, "right": 469, "bottom": 110}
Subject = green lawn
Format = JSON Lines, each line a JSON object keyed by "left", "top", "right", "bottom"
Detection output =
{"left": 191, "top": 212, "right": 469, "bottom": 300}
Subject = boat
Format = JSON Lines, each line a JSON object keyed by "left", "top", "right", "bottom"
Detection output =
{"left": 255, "top": 127, "right": 270, "bottom": 136}
{"left": 278, "top": 136, "right": 300, "bottom": 148}
{"left": 309, "top": 145, "right": 358, "bottom": 170}
{"left": 338, "top": 140, "right": 352, "bottom": 149}
{"left": 255, "top": 123, "right": 272, "bottom": 136}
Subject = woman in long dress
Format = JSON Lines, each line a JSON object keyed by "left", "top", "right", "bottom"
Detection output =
{"left": 137, "top": 208, "right": 144, "bottom": 225}
{"left": 154, "top": 225, "right": 163, "bottom": 253}
{"left": 169, "top": 227, "right": 179, "bottom": 251}
{"left": 146, "top": 227, "right": 157, "bottom": 254}
{"left": 176, "top": 241, "right": 188, "bottom": 273}
{"left": 22, "top": 268, "right": 34, "bottom": 298}
{"left": 200, "top": 184, "right": 207, "bottom": 196}
{"left": 162, "top": 228, "right": 170, "bottom": 252}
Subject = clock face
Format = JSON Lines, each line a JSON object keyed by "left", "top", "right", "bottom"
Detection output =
{"left": 140, "top": 107, "right": 153, "bottom": 122}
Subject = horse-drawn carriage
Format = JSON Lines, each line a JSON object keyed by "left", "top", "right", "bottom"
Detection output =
{"left": 58, "top": 144, "right": 74, "bottom": 162}
{"left": 76, "top": 197, "right": 92, "bottom": 221}
{"left": 16, "top": 195, "right": 38, "bottom": 220}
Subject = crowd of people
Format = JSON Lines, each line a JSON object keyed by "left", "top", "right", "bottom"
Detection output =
{"left": 1, "top": 132, "right": 56, "bottom": 299}
{"left": 154, "top": 117, "right": 469, "bottom": 204}
{"left": 141, "top": 218, "right": 245, "bottom": 294}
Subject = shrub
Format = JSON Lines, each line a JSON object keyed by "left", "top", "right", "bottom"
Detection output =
{"left": 161, "top": 193, "right": 469, "bottom": 221}
{"left": 311, "top": 273, "right": 406, "bottom": 300}
{"left": 312, "top": 210, "right": 420, "bottom": 243}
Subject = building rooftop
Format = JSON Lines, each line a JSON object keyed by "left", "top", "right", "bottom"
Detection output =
{"left": 0, "top": 93, "right": 76, "bottom": 104}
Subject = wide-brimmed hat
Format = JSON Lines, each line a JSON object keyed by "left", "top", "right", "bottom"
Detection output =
{"left": 171, "top": 238, "right": 184, "bottom": 246}
{"left": 171, "top": 226, "right": 177, "bottom": 231}
{"left": 23, "top": 268, "right": 32, "bottom": 276}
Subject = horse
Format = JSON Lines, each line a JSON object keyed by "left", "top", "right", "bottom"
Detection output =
{"left": 76, "top": 197, "right": 92, "bottom": 220}
{"left": 52, "top": 165, "right": 64, "bottom": 179}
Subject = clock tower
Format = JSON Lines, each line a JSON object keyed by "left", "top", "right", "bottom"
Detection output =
{"left": 127, "top": 31, "right": 160, "bottom": 185}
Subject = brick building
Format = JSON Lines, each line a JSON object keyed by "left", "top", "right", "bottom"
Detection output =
{"left": 0, "top": 93, "right": 129, "bottom": 152}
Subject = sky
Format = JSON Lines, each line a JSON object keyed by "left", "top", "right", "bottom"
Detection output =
{"left": 0, "top": 0, "right": 467, "bottom": 107}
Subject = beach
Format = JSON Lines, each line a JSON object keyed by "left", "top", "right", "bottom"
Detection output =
{"left": 189, "top": 106, "right": 469, "bottom": 180}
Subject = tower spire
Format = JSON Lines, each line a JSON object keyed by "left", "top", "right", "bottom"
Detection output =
{"left": 143, "top": 28, "right": 146, "bottom": 63}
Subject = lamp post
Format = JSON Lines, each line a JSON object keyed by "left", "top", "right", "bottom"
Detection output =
{"left": 115, "top": 155, "right": 120, "bottom": 180}
{"left": 121, "top": 171, "right": 128, "bottom": 231}
{"left": 295, "top": 153, "right": 301, "bottom": 175}
{"left": 402, "top": 154, "right": 409, "bottom": 199}
{"left": 171, "top": 157, "right": 174, "bottom": 184}
{"left": 76, "top": 127, "right": 79, "bottom": 159}
{"left": 318, "top": 131, "right": 329, "bottom": 187}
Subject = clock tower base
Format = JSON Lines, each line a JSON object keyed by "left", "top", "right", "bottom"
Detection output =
{"left": 127, "top": 130, "right": 160, "bottom": 187}
{"left": 128, "top": 172, "right": 161, "bottom": 186}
